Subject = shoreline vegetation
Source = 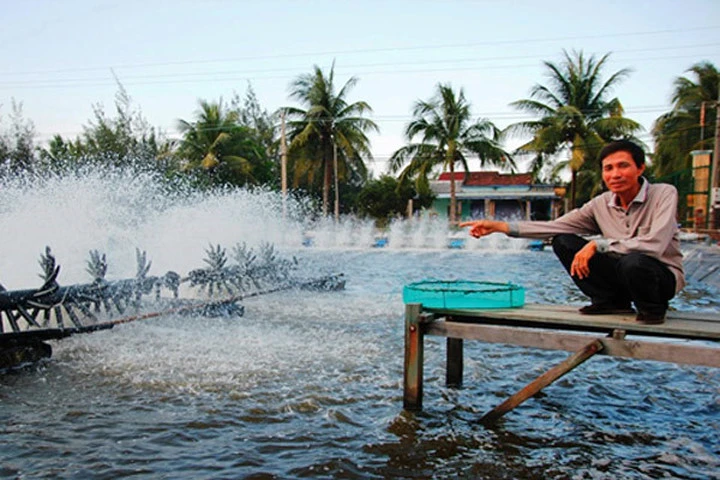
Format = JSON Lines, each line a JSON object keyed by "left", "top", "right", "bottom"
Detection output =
{"left": 1, "top": 56, "right": 718, "bottom": 230}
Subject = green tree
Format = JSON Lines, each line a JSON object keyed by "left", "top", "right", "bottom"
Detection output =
{"left": 356, "top": 175, "right": 433, "bottom": 227}
{"left": 82, "top": 86, "right": 160, "bottom": 166}
{"left": 507, "top": 50, "right": 641, "bottom": 207}
{"left": 176, "top": 99, "right": 271, "bottom": 188}
{"left": 652, "top": 61, "right": 719, "bottom": 177}
{"left": 38, "top": 85, "right": 162, "bottom": 170}
{"left": 39, "top": 134, "right": 85, "bottom": 170}
{"left": 0, "top": 100, "right": 37, "bottom": 173}
{"left": 232, "top": 84, "right": 277, "bottom": 160}
{"left": 283, "top": 62, "right": 379, "bottom": 217}
{"left": 230, "top": 85, "right": 278, "bottom": 188}
{"left": 388, "top": 83, "right": 512, "bottom": 224}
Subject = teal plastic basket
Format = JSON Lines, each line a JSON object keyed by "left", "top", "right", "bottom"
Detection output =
{"left": 402, "top": 280, "right": 525, "bottom": 309}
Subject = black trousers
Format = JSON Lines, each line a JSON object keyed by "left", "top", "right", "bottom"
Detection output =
{"left": 551, "top": 234, "right": 676, "bottom": 315}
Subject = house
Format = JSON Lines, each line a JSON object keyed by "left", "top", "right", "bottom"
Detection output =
{"left": 428, "top": 171, "right": 566, "bottom": 222}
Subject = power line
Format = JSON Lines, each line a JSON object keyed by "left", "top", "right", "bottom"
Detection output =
{"left": 1, "top": 25, "right": 718, "bottom": 78}
{"left": 27, "top": 103, "right": 676, "bottom": 141}
{"left": 1, "top": 46, "right": 717, "bottom": 91}
{"left": 1, "top": 53, "right": 715, "bottom": 93}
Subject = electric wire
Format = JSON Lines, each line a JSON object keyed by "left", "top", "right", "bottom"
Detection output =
{"left": 1, "top": 24, "right": 717, "bottom": 77}
{"left": 3, "top": 23, "right": 716, "bottom": 165}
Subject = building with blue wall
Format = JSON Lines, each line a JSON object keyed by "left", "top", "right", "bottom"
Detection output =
{"left": 429, "top": 171, "right": 565, "bottom": 222}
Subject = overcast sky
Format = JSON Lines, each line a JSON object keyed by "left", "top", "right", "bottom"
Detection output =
{"left": 1, "top": 0, "right": 718, "bottom": 174}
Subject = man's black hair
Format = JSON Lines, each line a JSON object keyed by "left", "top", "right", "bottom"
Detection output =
{"left": 598, "top": 140, "right": 645, "bottom": 167}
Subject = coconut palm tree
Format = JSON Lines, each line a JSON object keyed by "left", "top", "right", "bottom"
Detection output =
{"left": 507, "top": 50, "right": 641, "bottom": 208}
{"left": 177, "top": 99, "right": 266, "bottom": 187}
{"left": 283, "top": 62, "right": 378, "bottom": 217}
{"left": 388, "top": 83, "right": 512, "bottom": 224}
{"left": 652, "top": 61, "right": 719, "bottom": 177}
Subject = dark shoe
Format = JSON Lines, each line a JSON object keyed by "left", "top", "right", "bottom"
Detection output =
{"left": 636, "top": 311, "right": 666, "bottom": 325}
{"left": 579, "top": 303, "right": 635, "bottom": 315}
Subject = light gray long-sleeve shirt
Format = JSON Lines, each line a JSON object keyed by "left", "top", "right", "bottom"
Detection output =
{"left": 508, "top": 179, "right": 685, "bottom": 293}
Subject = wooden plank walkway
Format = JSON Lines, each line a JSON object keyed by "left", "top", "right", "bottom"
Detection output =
{"left": 403, "top": 303, "right": 720, "bottom": 414}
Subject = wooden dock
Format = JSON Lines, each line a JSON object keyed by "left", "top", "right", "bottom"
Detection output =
{"left": 403, "top": 303, "right": 720, "bottom": 420}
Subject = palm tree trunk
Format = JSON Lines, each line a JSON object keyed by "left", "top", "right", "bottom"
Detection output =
{"left": 570, "top": 169, "right": 577, "bottom": 210}
{"left": 448, "top": 143, "right": 458, "bottom": 224}
{"left": 449, "top": 161, "right": 457, "bottom": 224}
{"left": 323, "top": 156, "right": 331, "bottom": 217}
{"left": 333, "top": 140, "right": 339, "bottom": 222}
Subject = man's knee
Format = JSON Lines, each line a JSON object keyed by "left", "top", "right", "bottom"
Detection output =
{"left": 617, "top": 252, "right": 674, "bottom": 290}
{"left": 617, "top": 252, "right": 676, "bottom": 302}
{"left": 551, "top": 234, "right": 585, "bottom": 256}
{"left": 616, "top": 252, "right": 651, "bottom": 275}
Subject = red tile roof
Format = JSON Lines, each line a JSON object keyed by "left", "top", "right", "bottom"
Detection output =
{"left": 437, "top": 171, "right": 532, "bottom": 186}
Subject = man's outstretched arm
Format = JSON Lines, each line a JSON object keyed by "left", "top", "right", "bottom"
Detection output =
{"left": 459, "top": 220, "right": 510, "bottom": 238}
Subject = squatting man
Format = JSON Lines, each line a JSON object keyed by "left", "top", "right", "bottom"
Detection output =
{"left": 460, "top": 140, "right": 684, "bottom": 325}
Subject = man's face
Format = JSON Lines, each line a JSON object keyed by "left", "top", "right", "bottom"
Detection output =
{"left": 601, "top": 150, "right": 645, "bottom": 197}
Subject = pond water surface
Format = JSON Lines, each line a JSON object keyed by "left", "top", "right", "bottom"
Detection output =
{"left": 1, "top": 169, "right": 718, "bottom": 479}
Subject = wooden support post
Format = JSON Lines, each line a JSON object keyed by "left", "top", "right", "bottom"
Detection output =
{"left": 403, "top": 303, "right": 424, "bottom": 411}
{"left": 480, "top": 338, "right": 604, "bottom": 424}
{"left": 446, "top": 337, "right": 463, "bottom": 388}
{"left": 611, "top": 329, "right": 626, "bottom": 340}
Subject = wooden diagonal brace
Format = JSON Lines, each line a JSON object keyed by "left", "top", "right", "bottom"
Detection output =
{"left": 480, "top": 338, "right": 604, "bottom": 424}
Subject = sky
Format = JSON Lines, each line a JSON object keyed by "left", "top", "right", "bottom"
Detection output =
{"left": 1, "top": 0, "right": 718, "bottom": 175}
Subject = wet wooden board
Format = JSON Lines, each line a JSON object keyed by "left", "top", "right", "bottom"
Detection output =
{"left": 422, "top": 303, "right": 720, "bottom": 341}
{"left": 403, "top": 303, "right": 720, "bottom": 411}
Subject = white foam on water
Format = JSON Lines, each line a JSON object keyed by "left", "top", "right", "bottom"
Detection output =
{"left": 2, "top": 166, "right": 717, "bottom": 480}
{"left": 0, "top": 167, "right": 305, "bottom": 287}
{"left": 0, "top": 165, "right": 530, "bottom": 289}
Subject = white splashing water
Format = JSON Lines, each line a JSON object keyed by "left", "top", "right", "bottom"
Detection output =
{"left": 1, "top": 167, "right": 300, "bottom": 287}
{"left": 2, "top": 166, "right": 717, "bottom": 480}
{"left": 0, "top": 166, "right": 527, "bottom": 289}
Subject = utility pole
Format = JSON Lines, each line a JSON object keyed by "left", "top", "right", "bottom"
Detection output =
{"left": 700, "top": 101, "right": 707, "bottom": 149}
{"left": 333, "top": 138, "right": 339, "bottom": 222}
{"left": 711, "top": 90, "right": 720, "bottom": 230}
{"left": 280, "top": 111, "right": 288, "bottom": 219}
